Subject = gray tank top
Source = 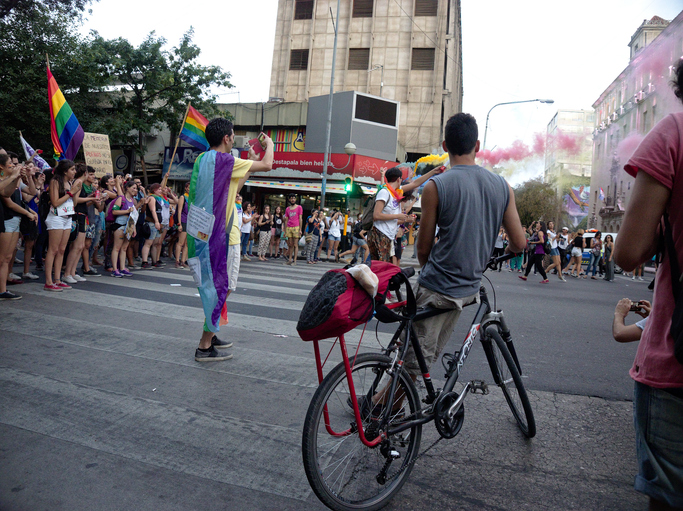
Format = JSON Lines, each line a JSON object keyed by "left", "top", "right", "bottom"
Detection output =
{"left": 418, "top": 165, "right": 509, "bottom": 299}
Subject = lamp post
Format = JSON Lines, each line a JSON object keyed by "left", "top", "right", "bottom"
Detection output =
{"left": 321, "top": 0, "right": 342, "bottom": 211}
{"left": 482, "top": 99, "right": 554, "bottom": 152}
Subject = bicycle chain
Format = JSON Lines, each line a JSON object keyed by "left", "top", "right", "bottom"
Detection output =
{"left": 382, "top": 435, "right": 443, "bottom": 484}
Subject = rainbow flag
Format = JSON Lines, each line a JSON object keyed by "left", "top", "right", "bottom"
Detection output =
{"left": 179, "top": 105, "right": 209, "bottom": 151}
{"left": 187, "top": 150, "right": 235, "bottom": 332}
{"left": 47, "top": 67, "right": 84, "bottom": 160}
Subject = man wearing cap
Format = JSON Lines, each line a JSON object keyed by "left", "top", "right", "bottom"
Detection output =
{"left": 558, "top": 227, "right": 569, "bottom": 272}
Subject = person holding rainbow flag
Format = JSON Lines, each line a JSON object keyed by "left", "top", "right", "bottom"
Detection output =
{"left": 187, "top": 118, "right": 273, "bottom": 362}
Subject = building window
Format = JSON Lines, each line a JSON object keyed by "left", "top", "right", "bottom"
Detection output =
{"left": 348, "top": 48, "right": 370, "bottom": 70}
{"left": 411, "top": 48, "right": 435, "bottom": 70}
{"left": 289, "top": 49, "right": 309, "bottom": 70}
{"left": 355, "top": 95, "right": 397, "bottom": 127}
{"left": 294, "top": 0, "right": 314, "bottom": 20}
{"left": 414, "top": 0, "right": 438, "bottom": 16}
{"left": 352, "top": 0, "right": 373, "bottom": 17}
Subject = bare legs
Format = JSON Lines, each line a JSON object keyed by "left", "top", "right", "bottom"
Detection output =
{"left": 45, "top": 229, "right": 70, "bottom": 286}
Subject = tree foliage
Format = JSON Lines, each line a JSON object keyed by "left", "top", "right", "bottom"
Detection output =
{"left": 90, "top": 29, "right": 232, "bottom": 158}
{"left": 514, "top": 177, "right": 564, "bottom": 228}
{"left": 0, "top": 6, "right": 106, "bottom": 162}
{"left": 0, "top": 0, "right": 97, "bottom": 19}
{"left": 0, "top": 2, "right": 232, "bottom": 171}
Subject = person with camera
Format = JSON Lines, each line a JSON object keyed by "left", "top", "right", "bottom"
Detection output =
{"left": 614, "top": 60, "right": 683, "bottom": 511}
{"left": 613, "top": 298, "right": 651, "bottom": 343}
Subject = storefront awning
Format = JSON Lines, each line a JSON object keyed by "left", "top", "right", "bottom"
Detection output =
{"left": 245, "top": 178, "right": 375, "bottom": 195}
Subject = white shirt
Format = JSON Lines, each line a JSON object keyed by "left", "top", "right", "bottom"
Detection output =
{"left": 547, "top": 229, "right": 558, "bottom": 249}
{"left": 558, "top": 233, "right": 569, "bottom": 250}
{"left": 241, "top": 212, "right": 253, "bottom": 233}
{"left": 373, "top": 187, "right": 401, "bottom": 239}
{"left": 329, "top": 218, "right": 342, "bottom": 237}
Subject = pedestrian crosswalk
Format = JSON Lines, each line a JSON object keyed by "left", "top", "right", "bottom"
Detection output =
{"left": 0, "top": 257, "right": 402, "bottom": 504}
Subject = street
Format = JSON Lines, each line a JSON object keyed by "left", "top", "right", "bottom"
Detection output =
{"left": 0, "top": 256, "right": 650, "bottom": 511}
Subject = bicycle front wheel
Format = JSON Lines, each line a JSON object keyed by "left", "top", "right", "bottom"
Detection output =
{"left": 483, "top": 327, "right": 536, "bottom": 438}
{"left": 302, "top": 353, "right": 422, "bottom": 511}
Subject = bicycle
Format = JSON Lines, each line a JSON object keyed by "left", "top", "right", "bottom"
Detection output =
{"left": 301, "top": 252, "right": 536, "bottom": 511}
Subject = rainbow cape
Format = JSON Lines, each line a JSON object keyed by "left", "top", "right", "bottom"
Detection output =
{"left": 187, "top": 151, "right": 234, "bottom": 332}
{"left": 179, "top": 105, "right": 209, "bottom": 151}
{"left": 47, "top": 67, "right": 84, "bottom": 160}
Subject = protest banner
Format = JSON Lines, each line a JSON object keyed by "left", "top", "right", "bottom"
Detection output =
{"left": 83, "top": 132, "right": 114, "bottom": 177}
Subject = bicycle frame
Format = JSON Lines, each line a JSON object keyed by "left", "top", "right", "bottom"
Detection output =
{"left": 310, "top": 260, "right": 520, "bottom": 446}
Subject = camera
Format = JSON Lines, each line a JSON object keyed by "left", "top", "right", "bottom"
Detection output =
{"left": 630, "top": 300, "right": 643, "bottom": 312}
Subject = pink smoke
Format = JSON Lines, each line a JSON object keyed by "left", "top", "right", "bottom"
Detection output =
{"left": 616, "top": 133, "right": 644, "bottom": 163}
{"left": 477, "top": 129, "right": 584, "bottom": 167}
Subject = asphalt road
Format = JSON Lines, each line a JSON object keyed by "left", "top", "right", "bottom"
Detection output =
{"left": 0, "top": 255, "right": 652, "bottom": 511}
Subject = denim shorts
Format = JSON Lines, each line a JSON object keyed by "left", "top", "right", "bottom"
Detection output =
{"left": 328, "top": 234, "right": 341, "bottom": 242}
{"left": 147, "top": 221, "right": 160, "bottom": 239}
{"left": 550, "top": 247, "right": 560, "bottom": 256}
{"left": 353, "top": 236, "right": 367, "bottom": 247}
{"left": 3, "top": 216, "right": 20, "bottom": 233}
{"left": 633, "top": 381, "right": 683, "bottom": 508}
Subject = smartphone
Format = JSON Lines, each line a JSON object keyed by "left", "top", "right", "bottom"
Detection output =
{"left": 257, "top": 132, "right": 267, "bottom": 147}
{"left": 630, "top": 300, "right": 642, "bottom": 312}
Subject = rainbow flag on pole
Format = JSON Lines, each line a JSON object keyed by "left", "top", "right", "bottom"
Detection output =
{"left": 47, "top": 66, "right": 84, "bottom": 161}
{"left": 179, "top": 105, "right": 209, "bottom": 151}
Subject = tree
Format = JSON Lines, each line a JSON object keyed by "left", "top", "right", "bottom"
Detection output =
{"left": 514, "top": 177, "right": 564, "bottom": 227}
{"left": 0, "top": 5, "right": 106, "bottom": 162}
{"left": 88, "top": 29, "right": 232, "bottom": 184}
{"left": 0, "top": 0, "right": 97, "bottom": 19}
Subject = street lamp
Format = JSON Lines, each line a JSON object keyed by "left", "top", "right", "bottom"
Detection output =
{"left": 321, "top": 0, "right": 342, "bottom": 210}
{"left": 482, "top": 99, "right": 554, "bottom": 152}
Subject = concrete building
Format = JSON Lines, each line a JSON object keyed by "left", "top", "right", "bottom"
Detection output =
{"left": 544, "top": 109, "right": 594, "bottom": 227}
{"left": 588, "top": 13, "right": 682, "bottom": 232}
{"left": 268, "top": 0, "right": 463, "bottom": 160}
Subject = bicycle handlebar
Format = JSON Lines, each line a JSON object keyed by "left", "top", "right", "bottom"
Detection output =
{"left": 486, "top": 252, "right": 520, "bottom": 272}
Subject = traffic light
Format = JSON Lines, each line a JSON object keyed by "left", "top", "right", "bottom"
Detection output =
{"left": 344, "top": 176, "right": 353, "bottom": 193}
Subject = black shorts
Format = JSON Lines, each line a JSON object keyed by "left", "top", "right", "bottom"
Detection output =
{"left": 76, "top": 213, "right": 87, "bottom": 233}
{"left": 20, "top": 215, "right": 38, "bottom": 240}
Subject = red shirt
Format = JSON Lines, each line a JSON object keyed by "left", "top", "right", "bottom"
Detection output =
{"left": 625, "top": 113, "right": 683, "bottom": 387}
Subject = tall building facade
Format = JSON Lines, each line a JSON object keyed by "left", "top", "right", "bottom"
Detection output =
{"left": 588, "top": 13, "right": 681, "bottom": 232}
{"left": 544, "top": 109, "right": 594, "bottom": 227}
{"left": 269, "top": 0, "right": 463, "bottom": 160}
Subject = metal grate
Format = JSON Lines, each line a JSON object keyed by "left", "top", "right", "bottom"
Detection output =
{"left": 352, "top": 0, "right": 373, "bottom": 17}
{"left": 414, "top": 0, "right": 438, "bottom": 16}
{"left": 294, "top": 0, "right": 314, "bottom": 20}
{"left": 289, "top": 49, "right": 309, "bottom": 70}
{"left": 348, "top": 48, "right": 370, "bottom": 70}
{"left": 411, "top": 48, "right": 435, "bottom": 70}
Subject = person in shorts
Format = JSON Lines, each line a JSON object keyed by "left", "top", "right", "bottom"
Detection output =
{"left": 284, "top": 193, "right": 302, "bottom": 265}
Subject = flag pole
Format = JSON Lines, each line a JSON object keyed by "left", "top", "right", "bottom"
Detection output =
{"left": 161, "top": 102, "right": 191, "bottom": 188}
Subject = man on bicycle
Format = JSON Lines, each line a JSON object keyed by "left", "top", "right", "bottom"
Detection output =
{"left": 406, "top": 112, "right": 526, "bottom": 378}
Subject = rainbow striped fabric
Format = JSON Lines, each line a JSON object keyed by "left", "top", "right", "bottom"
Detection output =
{"left": 187, "top": 150, "right": 235, "bottom": 332}
{"left": 179, "top": 105, "right": 209, "bottom": 151}
{"left": 47, "top": 67, "right": 84, "bottom": 161}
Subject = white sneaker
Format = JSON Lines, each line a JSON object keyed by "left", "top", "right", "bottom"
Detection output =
{"left": 22, "top": 272, "right": 39, "bottom": 280}
{"left": 632, "top": 276, "right": 636, "bottom": 280}
{"left": 73, "top": 274, "right": 87, "bottom": 282}
{"left": 9, "top": 273, "right": 22, "bottom": 280}
{"left": 639, "top": 277, "right": 644, "bottom": 281}
{"left": 63, "top": 275, "right": 78, "bottom": 284}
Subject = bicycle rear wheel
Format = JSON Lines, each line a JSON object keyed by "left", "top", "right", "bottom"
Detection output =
{"left": 483, "top": 327, "right": 536, "bottom": 438}
{"left": 302, "top": 353, "right": 422, "bottom": 511}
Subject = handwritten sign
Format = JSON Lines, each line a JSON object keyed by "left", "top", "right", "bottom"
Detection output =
{"left": 83, "top": 132, "right": 114, "bottom": 178}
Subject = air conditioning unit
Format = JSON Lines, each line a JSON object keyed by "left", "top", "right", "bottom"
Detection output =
{"left": 234, "top": 135, "right": 249, "bottom": 149}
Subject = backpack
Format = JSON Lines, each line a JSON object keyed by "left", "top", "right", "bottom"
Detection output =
{"left": 663, "top": 213, "right": 683, "bottom": 365}
{"left": 38, "top": 190, "right": 52, "bottom": 221}
{"left": 105, "top": 197, "right": 120, "bottom": 223}
{"left": 297, "top": 261, "right": 402, "bottom": 341}
{"left": 360, "top": 193, "right": 377, "bottom": 231}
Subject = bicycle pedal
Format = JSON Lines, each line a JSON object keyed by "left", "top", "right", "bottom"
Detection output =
{"left": 469, "top": 380, "right": 489, "bottom": 395}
